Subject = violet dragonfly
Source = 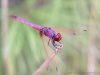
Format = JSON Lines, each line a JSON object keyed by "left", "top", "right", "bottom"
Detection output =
{"left": 10, "top": 15, "right": 63, "bottom": 53}
{"left": 10, "top": 15, "right": 87, "bottom": 72}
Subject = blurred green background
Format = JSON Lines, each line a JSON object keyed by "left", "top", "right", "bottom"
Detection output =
{"left": 1, "top": 0, "right": 100, "bottom": 75}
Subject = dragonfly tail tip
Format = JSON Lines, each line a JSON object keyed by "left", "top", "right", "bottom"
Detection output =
{"left": 9, "top": 15, "right": 17, "bottom": 19}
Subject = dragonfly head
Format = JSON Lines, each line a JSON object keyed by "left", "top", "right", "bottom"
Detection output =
{"left": 54, "top": 33, "right": 62, "bottom": 42}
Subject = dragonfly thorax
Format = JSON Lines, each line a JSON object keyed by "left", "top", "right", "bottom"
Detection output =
{"left": 40, "top": 27, "right": 56, "bottom": 39}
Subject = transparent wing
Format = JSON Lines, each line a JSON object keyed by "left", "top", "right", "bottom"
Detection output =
{"left": 52, "top": 27, "right": 87, "bottom": 35}
{"left": 51, "top": 27, "right": 88, "bottom": 48}
{"left": 47, "top": 27, "right": 87, "bottom": 73}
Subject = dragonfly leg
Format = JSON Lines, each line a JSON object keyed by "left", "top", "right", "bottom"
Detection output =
{"left": 58, "top": 42, "right": 63, "bottom": 47}
{"left": 49, "top": 40, "right": 62, "bottom": 51}
{"left": 52, "top": 40, "right": 59, "bottom": 50}
{"left": 52, "top": 41, "right": 63, "bottom": 51}
{"left": 59, "top": 41, "right": 62, "bottom": 44}
{"left": 48, "top": 39, "right": 55, "bottom": 50}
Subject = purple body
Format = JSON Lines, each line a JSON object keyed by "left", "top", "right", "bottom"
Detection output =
{"left": 10, "top": 15, "right": 62, "bottom": 49}
{"left": 40, "top": 27, "right": 55, "bottom": 39}
{"left": 10, "top": 15, "right": 42, "bottom": 31}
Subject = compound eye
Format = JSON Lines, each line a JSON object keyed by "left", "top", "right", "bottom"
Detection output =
{"left": 54, "top": 33, "right": 62, "bottom": 42}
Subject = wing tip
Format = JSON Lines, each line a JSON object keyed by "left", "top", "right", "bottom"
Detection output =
{"left": 83, "top": 29, "right": 87, "bottom": 32}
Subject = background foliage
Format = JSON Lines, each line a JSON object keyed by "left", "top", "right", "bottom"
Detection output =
{"left": 1, "top": 0, "right": 100, "bottom": 75}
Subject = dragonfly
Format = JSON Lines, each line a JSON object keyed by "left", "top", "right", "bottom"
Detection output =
{"left": 10, "top": 15, "right": 63, "bottom": 54}
{"left": 9, "top": 15, "right": 87, "bottom": 72}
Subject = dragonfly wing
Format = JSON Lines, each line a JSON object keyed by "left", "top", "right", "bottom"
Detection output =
{"left": 52, "top": 27, "right": 87, "bottom": 35}
{"left": 52, "top": 27, "right": 87, "bottom": 47}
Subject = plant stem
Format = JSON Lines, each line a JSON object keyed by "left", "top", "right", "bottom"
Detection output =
{"left": 32, "top": 45, "right": 63, "bottom": 75}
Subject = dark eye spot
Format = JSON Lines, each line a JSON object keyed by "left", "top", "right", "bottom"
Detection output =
{"left": 84, "top": 30, "right": 87, "bottom": 31}
{"left": 73, "top": 33, "right": 76, "bottom": 35}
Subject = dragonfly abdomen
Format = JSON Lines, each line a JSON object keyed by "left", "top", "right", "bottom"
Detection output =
{"left": 10, "top": 15, "right": 42, "bottom": 31}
